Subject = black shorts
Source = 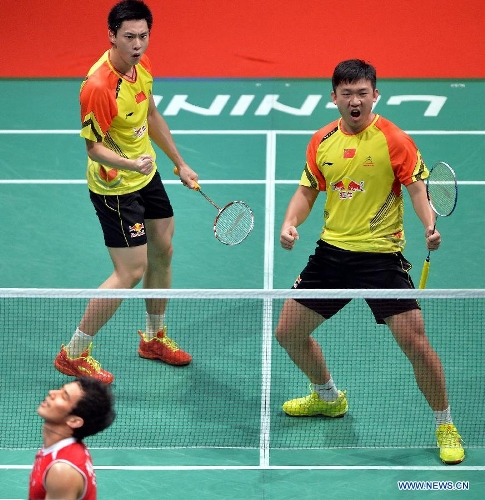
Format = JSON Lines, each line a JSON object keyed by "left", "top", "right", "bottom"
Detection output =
{"left": 293, "top": 240, "right": 420, "bottom": 324}
{"left": 89, "top": 171, "right": 174, "bottom": 248}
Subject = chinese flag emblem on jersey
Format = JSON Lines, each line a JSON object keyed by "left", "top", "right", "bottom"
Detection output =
{"left": 135, "top": 91, "right": 147, "bottom": 104}
{"left": 343, "top": 149, "right": 356, "bottom": 158}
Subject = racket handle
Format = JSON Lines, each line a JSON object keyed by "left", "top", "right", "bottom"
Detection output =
{"left": 173, "top": 167, "right": 200, "bottom": 190}
{"left": 419, "top": 259, "right": 430, "bottom": 289}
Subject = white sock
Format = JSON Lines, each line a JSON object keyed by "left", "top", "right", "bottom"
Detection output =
{"left": 66, "top": 328, "right": 93, "bottom": 357}
{"left": 313, "top": 377, "right": 339, "bottom": 402}
{"left": 434, "top": 406, "right": 453, "bottom": 427}
{"left": 145, "top": 313, "right": 165, "bottom": 340}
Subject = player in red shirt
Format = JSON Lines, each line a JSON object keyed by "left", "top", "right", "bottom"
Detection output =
{"left": 29, "top": 378, "right": 115, "bottom": 499}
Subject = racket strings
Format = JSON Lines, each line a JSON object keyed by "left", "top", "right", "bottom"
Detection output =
{"left": 427, "top": 163, "right": 457, "bottom": 217}
{"left": 214, "top": 202, "right": 254, "bottom": 245}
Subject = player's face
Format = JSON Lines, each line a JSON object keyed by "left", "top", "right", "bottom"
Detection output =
{"left": 37, "top": 382, "right": 84, "bottom": 424}
{"left": 109, "top": 19, "right": 150, "bottom": 68}
{"left": 331, "top": 79, "right": 379, "bottom": 134}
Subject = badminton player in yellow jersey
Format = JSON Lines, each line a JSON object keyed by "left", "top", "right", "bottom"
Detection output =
{"left": 275, "top": 59, "right": 464, "bottom": 464}
{"left": 54, "top": 0, "right": 198, "bottom": 384}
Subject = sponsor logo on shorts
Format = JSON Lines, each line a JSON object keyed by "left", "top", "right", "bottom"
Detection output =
{"left": 129, "top": 222, "right": 145, "bottom": 238}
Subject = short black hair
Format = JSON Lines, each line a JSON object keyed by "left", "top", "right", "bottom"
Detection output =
{"left": 108, "top": 0, "right": 153, "bottom": 35}
{"left": 70, "top": 377, "right": 115, "bottom": 441}
{"left": 332, "top": 59, "right": 377, "bottom": 92}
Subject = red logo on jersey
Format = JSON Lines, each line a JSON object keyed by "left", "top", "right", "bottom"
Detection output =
{"left": 99, "top": 166, "right": 118, "bottom": 183}
{"left": 343, "top": 149, "right": 356, "bottom": 158}
{"left": 331, "top": 177, "right": 365, "bottom": 199}
{"left": 135, "top": 91, "right": 147, "bottom": 104}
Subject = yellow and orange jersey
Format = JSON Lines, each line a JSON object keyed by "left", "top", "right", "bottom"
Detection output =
{"left": 80, "top": 50, "right": 157, "bottom": 194}
{"left": 301, "top": 115, "right": 428, "bottom": 252}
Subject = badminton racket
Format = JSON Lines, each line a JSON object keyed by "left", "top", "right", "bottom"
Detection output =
{"left": 174, "top": 168, "right": 254, "bottom": 246}
{"left": 418, "top": 161, "right": 458, "bottom": 289}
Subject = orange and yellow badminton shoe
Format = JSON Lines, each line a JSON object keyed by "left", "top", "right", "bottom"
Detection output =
{"left": 283, "top": 389, "right": 348, "bottom": 417}
{"left": 138, "top": 327, "right": 192, "bottom": 366}
{"left": 436, "top": 424, "right": 465, "bottom": 464}
{"left": 54, "top": 344, "right": 114, "bottom": 385}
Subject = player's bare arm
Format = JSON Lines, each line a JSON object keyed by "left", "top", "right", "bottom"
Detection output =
{"left": 406, "top": 181, "right": 441, "bottom": 251}
{"left": 44, "top": 461, "right": 84, "bottom": 500}
{"left": 146, "top": 95, "right": 199, "bottom": 188}
{"left": 85, "top": 139, "right": 153, "bottom": 175}
{"left": 280, "top": 185, "right": 319, "bottom": 250}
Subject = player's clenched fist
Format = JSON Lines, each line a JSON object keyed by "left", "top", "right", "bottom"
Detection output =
{"left": 134, "top": 155, "right": 153, "bottom": 175}
{"left": 280, "top": 226, "right": 299, "bottom": 251}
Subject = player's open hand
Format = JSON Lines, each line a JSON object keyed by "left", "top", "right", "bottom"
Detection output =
{"left": 280, "top": 226, "right": 299, "bottom": 251}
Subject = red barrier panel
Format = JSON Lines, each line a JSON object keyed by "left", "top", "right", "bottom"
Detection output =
{"left": 5, "top": 0, "right": 485, "bottom": 78}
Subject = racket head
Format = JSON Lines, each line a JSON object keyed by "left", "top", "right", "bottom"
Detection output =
{"left": 426, "top": 161, "right": 458, "bottom": 217}
{"left": 213, "top": 201, "right": 254, "bottom": 245}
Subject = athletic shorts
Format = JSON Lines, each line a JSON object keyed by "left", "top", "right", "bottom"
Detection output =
{"left": 89, "top": 171, "right": 174, "bottom": 248}
{"left": 293, "top": 240, "right": 420, "bottom": 324}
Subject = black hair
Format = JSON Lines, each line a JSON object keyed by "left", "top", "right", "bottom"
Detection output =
{"left": 70, "top": 377, "right": 115, "bottom": 441}
{"left": 331, "top": 59, "right": 377, "bottom": 92}
{"left": 108, "top": 0, "right": 153, "bottom": 35}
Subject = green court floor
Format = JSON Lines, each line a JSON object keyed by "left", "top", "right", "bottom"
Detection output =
{"left": 0, "top": 78, "right": 484, "bottom": 499}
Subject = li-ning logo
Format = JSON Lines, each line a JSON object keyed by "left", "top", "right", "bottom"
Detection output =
{"left": 129, "top": 222, "right": 145, "bottom": 238}
{"left": 321, "top": 161, "right": 334, "bottom": 166}
{"left": 330, "top": 177, "right": 365, "bottom": 199}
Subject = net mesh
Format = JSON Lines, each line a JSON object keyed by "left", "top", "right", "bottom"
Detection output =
{"left": 1, "top": 288, "right": 483, "bottom": 451}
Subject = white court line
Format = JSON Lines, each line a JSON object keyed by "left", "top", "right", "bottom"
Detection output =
{"left": 1, "top": 464, "right": 484, "bottom": 471}
{"left": 0, "top": 180, "right": 483, "bottom": 185}
{"left": 1, "top": 129, "right": 485, "bottom": 135}
{"left": 259, "top": 131, "right": 277, "bottom": 467}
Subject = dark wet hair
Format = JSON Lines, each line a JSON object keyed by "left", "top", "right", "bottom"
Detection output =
{"left": 332, "top": 59, "right": 377, "bottom": 92}
{"left": 70, "top": 377, "right": 115, "bottom": 440}
{"left": 108, "top": 0, "right": 153, "bottom": 35}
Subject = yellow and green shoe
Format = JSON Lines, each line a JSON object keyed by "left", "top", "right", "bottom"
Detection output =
{"left": 282, "top": 390, "right": 348, "bottom": 417}
{"left": 436, "top": 424, "right": 465, "bottom": 465}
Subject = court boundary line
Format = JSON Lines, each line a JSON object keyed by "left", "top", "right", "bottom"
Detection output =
{"left": 0, "top": 180, "right": 483, "bottom": 185}
{"left": 1, "top": 130, "right": 485, "bottom": 135}
{"left": 1, "top": 464, "right": 484, "bottom": 471}
{"left": 2, "top": 288, "right": 485, "bottom": 298}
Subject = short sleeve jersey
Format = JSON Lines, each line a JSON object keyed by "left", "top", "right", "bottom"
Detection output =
{"left": 80, "top": 50, "right": 157, "bottom": 195}
{"left": 301, "top": 114, "right": 428, "bottom": 252}
{"left": 29, "top": 438, "right": 96, "bottom": 500}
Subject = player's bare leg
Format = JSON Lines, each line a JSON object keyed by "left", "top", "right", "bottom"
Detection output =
{"left": 143, "top": 217, "right": 174, "bottom": 315}
{"left": 79, "top": 245, "right": 149, "bottom": 335}
{"left": 386, "top": 309, "right": 449, "bottom": 411}
{"left": 275, "top": 299, "right": 329, "bottom": 384}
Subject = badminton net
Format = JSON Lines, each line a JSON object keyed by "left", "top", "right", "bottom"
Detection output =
{"left": 0, "top": 288, "right": 483, "bottom": 452}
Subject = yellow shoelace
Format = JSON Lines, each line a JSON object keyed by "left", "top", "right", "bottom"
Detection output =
{"left": 159, "top": 336, "right": 180, "bottom": 352}
{"left": 437, "top": 426, "right": 462, "bottom": 446}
